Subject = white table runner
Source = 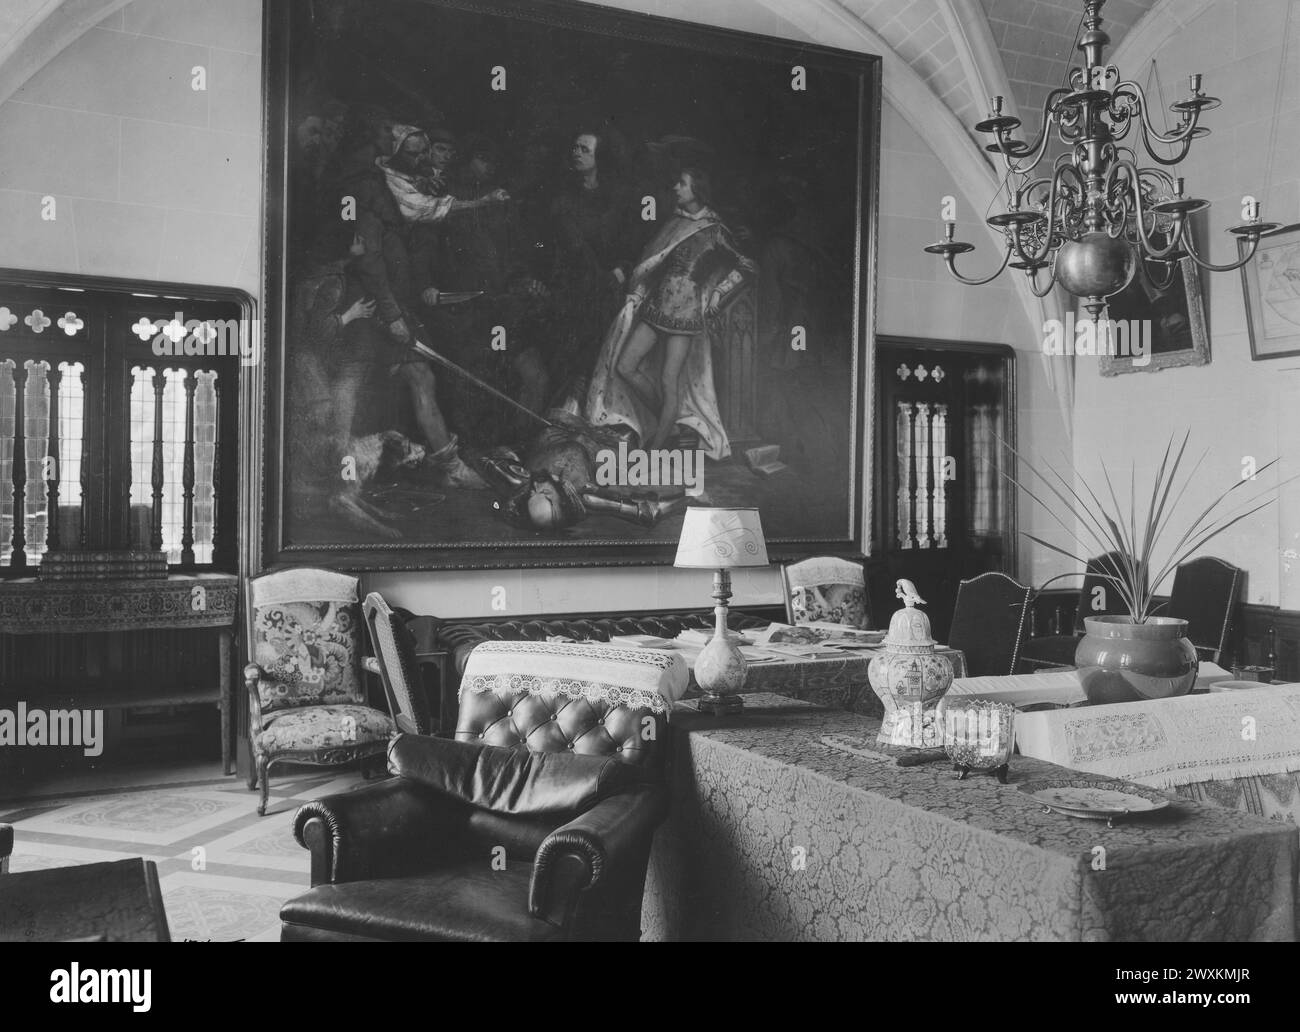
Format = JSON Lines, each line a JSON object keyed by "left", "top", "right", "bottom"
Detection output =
{"left": 1012, "top": 683, "right": 1300, "bottom": 789}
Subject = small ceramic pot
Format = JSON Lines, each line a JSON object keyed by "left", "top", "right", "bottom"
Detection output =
{"left": 1075, "top": 615, "right": 1198, "bottom": 704}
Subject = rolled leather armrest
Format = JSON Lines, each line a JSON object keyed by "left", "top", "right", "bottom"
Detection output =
{"left": 293, "top": 779, "right": 468, "bottom": 886}
{"left": 529, "top": 785, "right": 667, "bottom": 934}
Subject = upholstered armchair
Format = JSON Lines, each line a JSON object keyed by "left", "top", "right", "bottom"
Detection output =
{"left": 279, "top": 640, "right": 688, "bottom": 941}
{"left": 781, "top": 556, "right": 871, "bottom": 629}
{"left": 244, "top": 568, "right": 396, "bottom": 815}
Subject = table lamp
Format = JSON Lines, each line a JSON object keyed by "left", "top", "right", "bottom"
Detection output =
{"left": 674, "top": 506, "right": 769, "bottom": 714}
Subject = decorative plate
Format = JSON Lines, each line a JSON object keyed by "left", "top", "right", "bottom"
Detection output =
{"left": 1018, "top": 778, "right": 1172, "bottom": 826}
{"left": 1208, "top": 680, "right": 1272, "bottom": 692}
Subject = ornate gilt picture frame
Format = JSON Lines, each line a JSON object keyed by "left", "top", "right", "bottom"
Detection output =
{"left": 1100, "top": 218, "right": 1210, "bottom": 376}
{"left": 255, "top": 0, "right": 881, "bottom": 571}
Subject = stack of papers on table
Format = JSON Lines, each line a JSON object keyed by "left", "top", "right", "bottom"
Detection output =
{"left": 751, "top": 642, "right": 833, "bottom": 659}
{"left": 674, "top": 627, "right": 753, "bottom": 648}
{"left": 750, "top": 622, "right": 883, "bottom": 649}
{"left": 608, "top": 634, "right": 675, "bottom": 649}
{"left": 947, "top": 671, "right": 1087, "bottom": 708}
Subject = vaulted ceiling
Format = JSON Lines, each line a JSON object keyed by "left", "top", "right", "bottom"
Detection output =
{"left": 981, "top": 0, "right": 1157, "bottom": 138}
{"left": 835, "top": 0, "right": 1158, "bottom": 148}
{"left": 0, "top": 1, "right": 1163, "bottom": 151}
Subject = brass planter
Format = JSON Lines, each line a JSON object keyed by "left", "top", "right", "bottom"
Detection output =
{"left": 1075, "top": 615, "right": 1198, "bottom": 705}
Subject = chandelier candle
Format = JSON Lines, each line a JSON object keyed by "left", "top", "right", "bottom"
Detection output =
{"left": 924, "top": 0, "right": 1279, "bottom": 316}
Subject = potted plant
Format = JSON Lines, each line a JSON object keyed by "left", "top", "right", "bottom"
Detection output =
{"left": 1002, "top": 433, "right": 1278, "bottom": 704}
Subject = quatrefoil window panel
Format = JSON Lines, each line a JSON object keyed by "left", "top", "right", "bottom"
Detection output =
{"left": 0, "top": 273, "right": 244, "bottom": 573}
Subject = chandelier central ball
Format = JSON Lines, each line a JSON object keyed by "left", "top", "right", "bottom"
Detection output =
{"left": 1055, "top": 232, "right": 1136, "bottom": 301}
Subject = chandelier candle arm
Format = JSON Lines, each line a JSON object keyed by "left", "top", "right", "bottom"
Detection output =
{"left": 1027, "top": 262, "right": 1061, "bottom": 298}
{"left": 990, "top": 88, "right": 1072, "bottom": 173}
{"left": 943, "top": 241, "right": 1014, "bottom": 285}
{"left": 1181, "top": 231, "right": 1264, "bottom": 274}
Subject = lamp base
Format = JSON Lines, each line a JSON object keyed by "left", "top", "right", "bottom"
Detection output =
{"left": 693, "top": 568, "right": 749, "bottom": 715}
{"left": 696, "top": 692, "right": 745, "bottom": 715}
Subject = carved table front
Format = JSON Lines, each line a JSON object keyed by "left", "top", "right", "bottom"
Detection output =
{"left": 0, "top": 574, "right": 239, "bottom": 774}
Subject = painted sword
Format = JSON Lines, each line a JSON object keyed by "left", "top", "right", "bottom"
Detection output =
{"left": 403, "top": 330, "right": 558, "bottom": 431}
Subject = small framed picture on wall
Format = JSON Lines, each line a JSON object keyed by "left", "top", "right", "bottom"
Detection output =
{"left": 1241, "top": 223, "right": 1300, "bottom": 361}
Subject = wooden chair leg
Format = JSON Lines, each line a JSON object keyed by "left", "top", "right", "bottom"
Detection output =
{"left": 257, "top": 756, "right": 271, "bottom": 816}
{"left": 247, "top": 748, "right": 259, "bottom": 791}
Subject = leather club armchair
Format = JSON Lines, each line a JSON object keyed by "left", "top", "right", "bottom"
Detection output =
{"left": 280, "top": 640, "right": 683, "bottom": 941}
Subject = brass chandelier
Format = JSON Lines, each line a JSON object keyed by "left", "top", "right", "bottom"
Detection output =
{"left": 925, "top": 0, "right": 1280, "bottom": 317}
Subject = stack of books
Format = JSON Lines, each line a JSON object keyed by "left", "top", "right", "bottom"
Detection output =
{"left": 38, "top": 550, "right": 169, "bottom": 581}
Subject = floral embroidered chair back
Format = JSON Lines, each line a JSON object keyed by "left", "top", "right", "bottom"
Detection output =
{"left": 781, "top": 556, "right": 871, "bottom": 630}
{"left": 251, "top": 568, "right": 365, "bottom": 713}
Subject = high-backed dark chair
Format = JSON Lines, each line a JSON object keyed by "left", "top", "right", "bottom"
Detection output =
{"left": 1019, "top": 551, "right": 1133, "bottom": 671}
{"left": 1166, "top": 556, "right": 1243, "bottom": 665}
{"left": 946, "top": 571, "right": 1033, "bottom": 677}
{"left": 279, "top": 641, "right": 687, "bottom": 941}
{"left": 363, "top": 592, "right": 436, "bottom": 736}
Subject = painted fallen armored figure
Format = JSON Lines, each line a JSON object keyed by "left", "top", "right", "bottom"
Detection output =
{"left": 482, "top": 412, "right": 694, "bottom": 532}
{"left": 322, "top": 411, "right": 693, "bottom": 538}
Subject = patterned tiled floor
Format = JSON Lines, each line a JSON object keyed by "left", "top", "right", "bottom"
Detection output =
{"left": 1, "top": 768, "right": 369, "bottom": 942}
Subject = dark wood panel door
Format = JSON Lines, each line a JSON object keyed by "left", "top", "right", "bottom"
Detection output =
{"left": 872, "top": 338, "right": 1016, "bottom": 641}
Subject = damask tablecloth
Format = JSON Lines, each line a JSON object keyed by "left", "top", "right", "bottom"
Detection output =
{"left": 641, "top": 704, "right": 1299, "bottom": 942}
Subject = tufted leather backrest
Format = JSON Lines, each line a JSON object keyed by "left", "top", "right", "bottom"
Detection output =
{"left": 454, "top": 641, "right": 690, "bottom": 772}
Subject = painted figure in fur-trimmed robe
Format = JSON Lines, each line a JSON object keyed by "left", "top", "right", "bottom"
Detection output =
{"left": 586, "top": 168, "right": 754, "bottom": 459}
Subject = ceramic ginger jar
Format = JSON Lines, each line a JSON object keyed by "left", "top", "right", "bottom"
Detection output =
{"left": 868, "top": 585, "right": 953, "bottom": 747}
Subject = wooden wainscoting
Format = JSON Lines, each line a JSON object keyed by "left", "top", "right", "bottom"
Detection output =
{"left": 1026, "top": 589, "right": 1300, "bottom": 681}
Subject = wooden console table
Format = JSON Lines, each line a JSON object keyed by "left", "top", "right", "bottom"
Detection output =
{"left": 0, "top": 574, "right": 239, "bottom": 774}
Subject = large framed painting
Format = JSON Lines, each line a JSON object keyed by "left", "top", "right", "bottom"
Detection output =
{"left": 1100, "top": 218, "right": 1209, "bottom": 376}
{"left": 1241, "top": 223, "right": 1300, "bottom": 361}
{"left": 257, "top": 0, "right": 880, "bottom": 570}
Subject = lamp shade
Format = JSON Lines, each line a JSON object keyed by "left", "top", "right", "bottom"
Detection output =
{"left": 674, "top": 507, "right": 769, "bottom": 569}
